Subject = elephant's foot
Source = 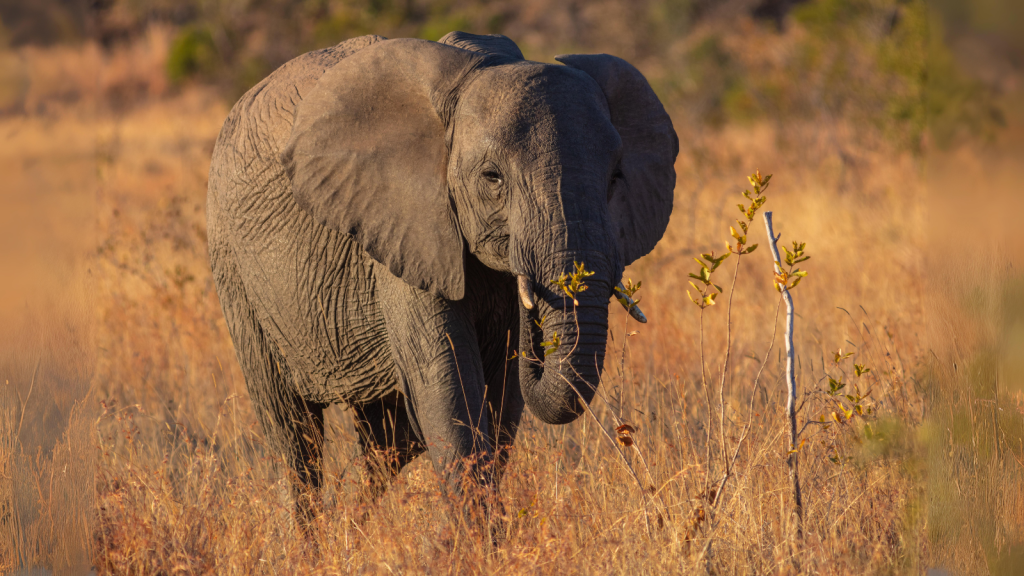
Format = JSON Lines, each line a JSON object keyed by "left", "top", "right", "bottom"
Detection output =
{"left": 353, "top": 446, "right": 413, "bottom": 524}
{"left": 432, "top": 458, "right": 512, "bottom": 548}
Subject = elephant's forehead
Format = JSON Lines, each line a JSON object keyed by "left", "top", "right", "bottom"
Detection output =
{"left": 458, "top": 63, "right": 618, "bottom": 154}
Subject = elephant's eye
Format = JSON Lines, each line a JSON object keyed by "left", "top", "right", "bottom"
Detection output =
{"left": 482, "top": 170, "right": 503, "bottom": 185}
{"left": 608, "top": 168, "right": 624, "bottom": 202}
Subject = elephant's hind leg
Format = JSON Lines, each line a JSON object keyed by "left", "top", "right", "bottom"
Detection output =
{"left": 352, "top": 392, "right": 425, "bottom": 507}
{"left": 213, "top": 248, "right": 326, "bottom": 534}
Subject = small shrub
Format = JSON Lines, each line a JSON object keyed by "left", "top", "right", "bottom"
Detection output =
{"left": 166, "top": 26, "right": 218, "bottom": 85}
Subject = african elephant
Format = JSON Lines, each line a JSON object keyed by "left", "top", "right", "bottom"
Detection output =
{"left": 206, "top": 31, "right": 676, "bottom": 527}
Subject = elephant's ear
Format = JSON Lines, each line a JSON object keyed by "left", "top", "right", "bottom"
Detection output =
{"left": 438, "top": 31, "right": 524, "bottom": 62}
{"left": 282, "top": 38, "right": 488, "bottom": 300}
{"left": 555, "top": 54, "right": 678, "bottom": 266}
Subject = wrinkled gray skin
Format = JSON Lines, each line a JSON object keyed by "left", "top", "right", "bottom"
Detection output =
{"left": 207, "top": 32, "right": 676, "bottom": 527}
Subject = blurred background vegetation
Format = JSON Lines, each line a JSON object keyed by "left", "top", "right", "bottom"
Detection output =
{"left": 2, "top": 1, "right": 1024, "bottom": 573}
{"left": 0, "top": 0, "right": 1017, "bottom": 150}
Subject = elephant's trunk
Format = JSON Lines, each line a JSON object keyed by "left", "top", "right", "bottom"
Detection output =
{"left": 518, "top": 256, "right": 613, "bottom": 425}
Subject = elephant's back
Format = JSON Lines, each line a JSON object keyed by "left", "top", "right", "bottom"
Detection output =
{"left": 209, "top": 34, "right": 386, "bottom": 190}
{"left": 208, "top": 36, "right": 399, "bottom": 406}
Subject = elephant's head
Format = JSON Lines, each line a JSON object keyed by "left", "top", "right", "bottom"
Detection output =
{"left": 282, "top": 32, "right": 676, "bottom": 425}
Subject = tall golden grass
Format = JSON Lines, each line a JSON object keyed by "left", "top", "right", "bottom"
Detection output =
{"left": 0, "top": 23, "right": 1022, "bottom": 575}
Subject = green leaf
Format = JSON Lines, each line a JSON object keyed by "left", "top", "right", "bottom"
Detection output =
{"left": 687, "top": 290, "right": 701, "bottom": 306}
{"left": 744, "top": 244, "right": 758, "bottom": 254}
{"left": 541, "top": 331, "right": 561, "bottom": 356}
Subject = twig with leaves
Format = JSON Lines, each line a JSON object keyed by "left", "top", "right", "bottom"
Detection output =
{"left": 810, "top": 352, "right": 875, "bottom": 464}
{"left": 687, "top": 249, "right": 728, "bottom": 501}
{"left": 715, "top": 171, "right": 767, "bottom": 481}
{"left": 687, "top": 171, "right": 770, "bottom": 564}
{"left": 613, "top": 279, "right": 643, "bottom": 422}
{"left": 763, "top": 210, "right": 809, "bottom": 539}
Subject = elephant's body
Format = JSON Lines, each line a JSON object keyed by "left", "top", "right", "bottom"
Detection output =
{"left": 209, "top": 35, "right": 400, "bottom": 405}
{"left": 207, "top": 31, "right": 677, "bottom": 529}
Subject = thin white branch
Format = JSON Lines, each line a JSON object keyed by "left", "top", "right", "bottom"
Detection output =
{"left": 762, "top": 211, "right": 803, "bottom": 537}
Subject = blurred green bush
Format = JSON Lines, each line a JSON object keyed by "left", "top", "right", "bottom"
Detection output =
{"left": 166, "top": 26, "right": 218, "bottom": 84}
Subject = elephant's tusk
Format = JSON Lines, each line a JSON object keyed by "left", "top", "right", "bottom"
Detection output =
{"left": 615, "top": 282, "right": 648, "bottom": 323}
{"left": 517, "top": 275, "right": 536, "bottom": 310}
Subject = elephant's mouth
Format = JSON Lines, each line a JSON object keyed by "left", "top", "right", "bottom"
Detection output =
{"left": 516, "top": 274, "right": 645, "bottom": 322}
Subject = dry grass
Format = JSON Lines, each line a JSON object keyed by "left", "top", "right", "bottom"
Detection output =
{"left": 1, "top": 27, "right": 1022, "bottom": 575}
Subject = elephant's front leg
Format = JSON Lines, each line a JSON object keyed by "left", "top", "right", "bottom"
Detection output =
{"left": 480, "top": 325, "right": 523, "bottom": 487}
{"left": 375, "top": 270, "right": 495, "bottom": 496}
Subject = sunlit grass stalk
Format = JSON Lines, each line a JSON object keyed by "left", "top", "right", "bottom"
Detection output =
{"left": 717, "top": 247, "right": 739, "bottom": 479}
{"left": 559, "top": 372, "right": 655, "bottom": 536}
{"left": 610, "top": 281, "right": 670, "bottom": 519}
{"left": 696, "top": 297, "right": 783, "bottom": 566}
{"left": 698, "top": 309, "right": 712, "bottom": 499}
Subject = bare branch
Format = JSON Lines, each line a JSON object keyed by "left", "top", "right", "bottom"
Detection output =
{"left": 763, "top": 211, "right": 803, "bottom": 539}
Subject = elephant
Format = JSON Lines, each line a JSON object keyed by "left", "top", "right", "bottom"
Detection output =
{"left": 206, "top": 31, "right": 676, "bottom": 529}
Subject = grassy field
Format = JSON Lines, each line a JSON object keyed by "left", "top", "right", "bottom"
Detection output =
{"left": 2, "top": 12, "right": 1024, "bottom": 574}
